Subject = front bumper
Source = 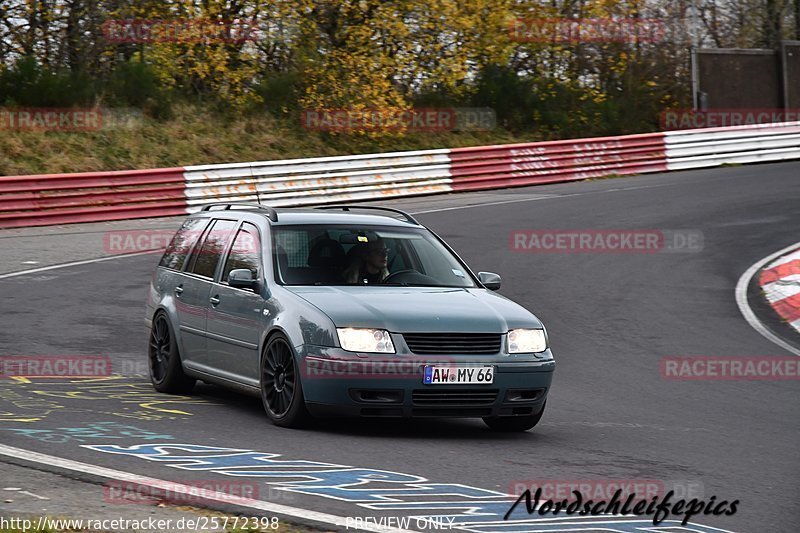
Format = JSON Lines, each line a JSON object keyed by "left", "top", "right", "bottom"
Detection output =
{"left": 297, "top": 345, "right": 555, "bottom": 418}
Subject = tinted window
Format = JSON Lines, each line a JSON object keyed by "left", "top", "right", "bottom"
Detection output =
{"left": 272, "top": 225, "right": 476, "bottom": 287}
{"left": 159, "top": 218, "right": 208, "bottom": 270}
{"left": 274, "top": 228, "right": 311, "bottom": 267}
{"left": 189, "top": 219, "right": 237, "bottom": 279}
{"left": 222, "top": 223, "right": 261, "bottom": 283}
{"left": 386, "top": 237, "right": 409, "bottom": 271}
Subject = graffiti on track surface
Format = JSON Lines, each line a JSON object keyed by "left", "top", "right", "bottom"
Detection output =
{"left": 0, "top": 376, "right": 211, "bottom": 423}
{"left": 3, "top": 421, "right": 174, "bottom": 443}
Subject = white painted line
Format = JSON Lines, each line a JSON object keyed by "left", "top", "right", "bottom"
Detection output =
{"left": 408, "top": 181, "right": 690, "bottom": 216}
{"left": 0, "top": 250, "right": 160, "bottom": 281}
{"left": 410, "top": 196, "right": 556, "bottom": 215}
{"left": 19, "top": 489, "right": 49, "bottom": 500}
{"left": 449, "top": 516, "right": 737, "bottom": 533}
{"left": 735, "top": 241, "right": 800, "bottom": 356}
{"left": 0, "top": 443, "right": 413, "bottom": 533}
{"left": 766, "top": 249, "right": 800, "bottom": 268}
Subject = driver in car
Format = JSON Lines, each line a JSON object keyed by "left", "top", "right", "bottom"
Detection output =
{"left": 342, "top": 238, "right": 390, "bottom": 284}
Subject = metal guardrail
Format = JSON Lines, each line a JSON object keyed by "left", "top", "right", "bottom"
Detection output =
{"left": 182, "top": 151, "right": 452, "bottom": 210}
{"left": 665, "top": 123, "right": 800, "bottom": 170}
{"left": 1, "top": 122, "right": 798, "bottom": 228}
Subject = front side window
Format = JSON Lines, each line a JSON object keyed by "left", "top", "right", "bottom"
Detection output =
{"left": 159, "top": 218, "right": 208, "bottom": 270}
{"left": 273, "top": 225, "right": 476, "bottom": 288}
{"left": 222, "top": 223, "right": 262, "bottom": 283}
{"left": 188, "top": 219, "right": 237, "bottom": 279}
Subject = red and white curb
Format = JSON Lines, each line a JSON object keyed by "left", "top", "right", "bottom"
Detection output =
{"left": 736, "top": 241, "right": 800, "bottom": 356}
{"left": 759, "top": 247, "right": 800, "bottom": 334}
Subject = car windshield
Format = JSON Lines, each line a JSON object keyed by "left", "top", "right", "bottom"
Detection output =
{"left": 273, "top": 225, "right": 477, "bottom": 288}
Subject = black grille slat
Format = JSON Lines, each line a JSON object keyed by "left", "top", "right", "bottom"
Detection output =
{"left": 413, "top": 408, "right": 493, "bottom": 417}
{"left": 415, "top": 396, "right": 495, "bottom": 403}
{"left": 403, "top": 333, "right": 502, "bottom": 354}
{"left": 412, "top": 389, "right": 499, "bottom": 406}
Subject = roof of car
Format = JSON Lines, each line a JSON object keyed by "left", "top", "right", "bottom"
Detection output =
{"left": 273, "top": 210, "right": 417, "bottom": 226}
{"left": 193, "top": 205, "right": 419, "bottom": 227}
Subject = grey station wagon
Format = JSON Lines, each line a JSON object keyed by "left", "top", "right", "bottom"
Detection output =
{"left": 146, "top": 204, "right": 554, "bottom": 431}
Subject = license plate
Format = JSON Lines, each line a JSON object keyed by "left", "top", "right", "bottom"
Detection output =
{"left": 423, "top": 365, "right": 494, "bottom": 385}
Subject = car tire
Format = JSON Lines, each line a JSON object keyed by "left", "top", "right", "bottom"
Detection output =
{"left": 260, "top": 333, "right": 311, "bottom": 428}
{"left": 483, "top": 402, "right": 546, "bottom": 432}
{"left": 148, "top": 312, "right": 196, "bottom": 394}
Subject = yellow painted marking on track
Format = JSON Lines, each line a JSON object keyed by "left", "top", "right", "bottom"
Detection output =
{"left": 0, "top": 376, "right": 212, "bottom": 423}
{"left": 138, "top": 402, "right": 191, "bottom": 415}
{"left": 0, "top": 416, "right": 42, "bottom": 422}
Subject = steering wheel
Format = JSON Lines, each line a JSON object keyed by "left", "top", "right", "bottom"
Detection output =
{"left": 383, "top": 269, "right": 438, "bottom": 285}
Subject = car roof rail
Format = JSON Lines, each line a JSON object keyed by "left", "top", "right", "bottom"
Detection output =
{"left": 200, "top": 202, "right": 278, "bottom": 222}
{"left": 316, "top": 205, "right": 420, "bottom": 225}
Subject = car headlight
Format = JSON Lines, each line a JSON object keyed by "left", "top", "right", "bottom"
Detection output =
{"left": 508, "top": 329, "right": 547, "bottom": 353}
{"left": 337, "top": 328, "right": 395, "bottom": 353}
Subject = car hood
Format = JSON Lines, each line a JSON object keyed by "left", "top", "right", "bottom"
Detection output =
{"left": 286, "top": 286, "right": 542, "bottom": 333}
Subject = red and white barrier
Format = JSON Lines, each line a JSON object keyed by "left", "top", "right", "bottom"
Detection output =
{"left": 759, "top": 248, "right": 800, "bottom": 335}
{"left": 448, "top": 132, "right": 667, "bottom": 192}
{"left": 0, "top": 168, "right": 187, "bottom": 228}
{"left": 1, "top": 121, "right": 799, "bottom": 228}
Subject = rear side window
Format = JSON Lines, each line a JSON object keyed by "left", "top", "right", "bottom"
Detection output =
{"left": 159, "top": 218, "right": 208, "bottom": 270}
{"left": 274, "top": 228, "right": 311, "bottom": 267}
{"left": 222, "top": 223, "right": 262, "bottom": 282}
{"left": 188, "top": 219, "right": 237, "bottom": 279}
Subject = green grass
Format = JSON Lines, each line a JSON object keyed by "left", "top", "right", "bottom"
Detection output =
{"left": 0, "top": 103, "right": 538, "bottom": 176}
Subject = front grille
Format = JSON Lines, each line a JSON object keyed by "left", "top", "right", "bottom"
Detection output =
{"left": 412, "top": 389, "right": 499, "bottom": 406}
{"left": 412, "top": 408, "right": 493, "bottom": 417}
{"left": 403, "top": 333, "right": 502, "bottom": 354}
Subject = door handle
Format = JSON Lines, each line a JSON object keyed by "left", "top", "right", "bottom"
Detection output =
{"left": 174, "top": 286, "right": 184, "bottom": 295}
{"left": 209, "top": 296, "right": 220, "bottom": 306}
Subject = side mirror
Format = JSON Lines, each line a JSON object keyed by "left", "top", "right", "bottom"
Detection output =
{"left": 478, "top": 271, "right": 502, "bottom": 291}
{"left": 229, "top": 269, "right": 258, "bottom": 291}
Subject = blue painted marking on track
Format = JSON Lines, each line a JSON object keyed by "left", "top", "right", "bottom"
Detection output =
{"left": 428, "top": 517, "right": 733, "bottom": 533}
{"left": 84, "top": 443, "right": 737, "bottom": 533}
{"left": 4, "top": 422, "right": 172, "bottom": 443}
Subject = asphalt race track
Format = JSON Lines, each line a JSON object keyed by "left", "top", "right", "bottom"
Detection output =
{"left": 1, "top": 162, "right": 798, "bottom": 533}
